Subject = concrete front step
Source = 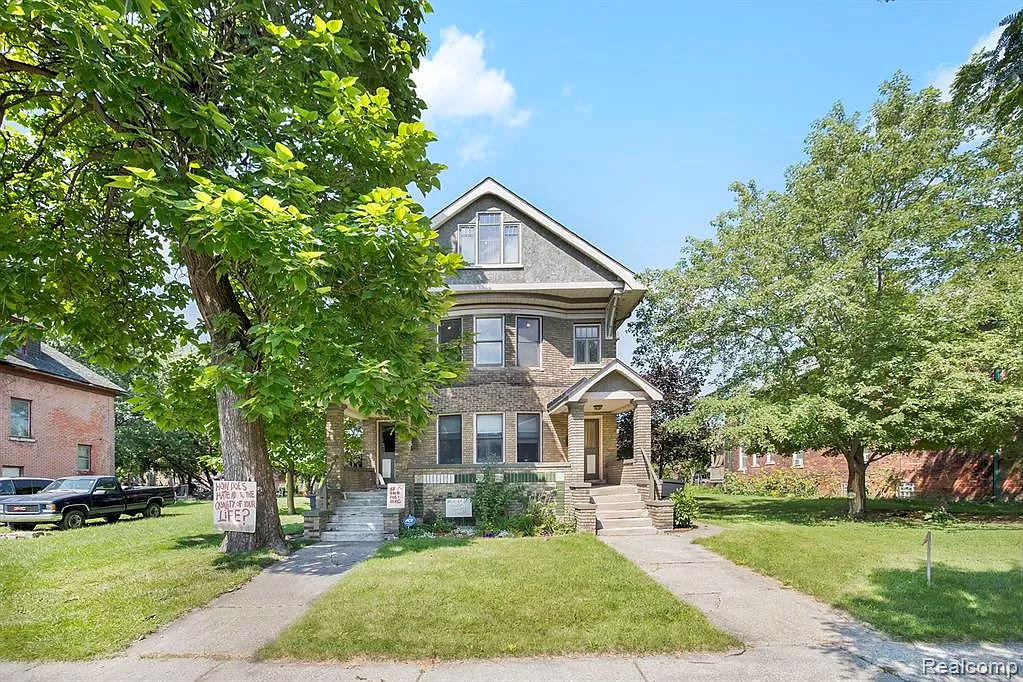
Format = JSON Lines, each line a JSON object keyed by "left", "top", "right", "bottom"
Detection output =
{"left": 320, "top": 531, "right": 385, "bottom": 542}
{"left": 597, "top": 507, "right": 652, "bottom": 519}
{"left": 597, "top": 516, "right": 656, "bottom": 530}
{"left": 592, "top": 500, "right": 648, "bottom": 512}
{"left": 597, "top": 526, "right": 659, "bottom": 536}
{"left": 589, "top": 493, "right": 643, "bottom": 505}
{"left": 589, "top": 484, "right": 639, "bottom": 496}
{"left": 325, "top": 523, "right": 382, "bottom": 531}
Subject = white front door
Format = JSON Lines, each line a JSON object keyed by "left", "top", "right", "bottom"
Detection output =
{"left": 584, "top": 418, "right": 600, "bottom": 481}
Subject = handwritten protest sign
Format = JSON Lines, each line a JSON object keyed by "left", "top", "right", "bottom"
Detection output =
{"left": 213, "top": 480, "right": 257, "bottom": 533}
{"left": 386, "top": 483, "right": 406, "bottom": 509}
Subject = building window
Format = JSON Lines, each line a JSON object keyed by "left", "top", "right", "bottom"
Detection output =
{"left": 2, "top": 466, "right": 22, "bottom": 478}
{"left": 573, "top": 324, "right": 600, "bottom": 364}
{"left": 437, "top": 415, "right": 462, "bottom": 465}
{"left": 766, "top": 452, "right": 775, "bottom": 465}
{"left": 516, "top": 414, "right": 541, "bottom": 463}
{"left": 474, "top": 316, "right": 504, "bottom": 367}
{"left": 792, "top": 451, "right": 804, "bottom": 468}
{"left": 9, "top": 398, "right": 31, "bottom": 439}
{"left": 439, "top": 318, "right": 462, "bottom": 345}
{"left": 516, "top": 317, "right": 541, "bottom": 367}
{"left": 475, "top": 414, "right": 504, "bottom": 464}
{"left": 456, "top": 212, "right": 521, "bottom": 266}
{"left": 751, "top": 452, "right": 759, "bottom": 468}
{"left": 77, "top": 444, "right": 92, "bottom": 472}
{"left": 737, "top": 447, "right": 747, "bottom": 471}
{"left": 458, "top": 225, "right": 476, "bottom": 264}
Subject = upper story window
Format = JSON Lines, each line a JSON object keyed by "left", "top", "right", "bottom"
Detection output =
{"left": 9, "top": 398, "right": 31, "bottom": 439}
{"left": 573, "top": 324, "right": 601, "bottom": 365}
{"left": 439, "top": 318, "right": 462, "bottom": 345}
{"left": 437, "top": 415, "right": 462, "bottom": 465}
{"left": 474, "top": 316, "right": 504, "bottom": 367}
{"left": 516, "top": 317, "right": 541, "bottom": 367}
{"left": 457, "top": 212, "right": 521, "bottom": 266}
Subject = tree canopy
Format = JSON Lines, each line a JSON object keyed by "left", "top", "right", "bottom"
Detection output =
{"left": 653, "top": 76, "right": 1023, "bottom": 515}
{"left": 1, "top": 0, "right": 460, "bottom": 551}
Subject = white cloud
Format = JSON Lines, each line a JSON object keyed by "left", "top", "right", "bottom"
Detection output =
{"left": 930, "top": 25, "right": 1004, "bottom": 98}
{"left": 458, "top": 135, "right": 490, "bottom": 164}
{"left": 574, "top": 103, "right": 593, "bottom": 115}
{"left": 561, "top": 85, "right": 573, "bottom": 98}
{"left": 414, "top": 26, "right": 531, "bottom": 128}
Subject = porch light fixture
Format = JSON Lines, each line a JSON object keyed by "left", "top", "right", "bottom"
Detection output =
{"left": 593, "top": 404, "right": 603, "bottom": 411}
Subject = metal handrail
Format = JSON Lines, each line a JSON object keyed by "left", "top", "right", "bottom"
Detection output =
{"left": 636, "top": 446, "right": 661, "bottom": 501}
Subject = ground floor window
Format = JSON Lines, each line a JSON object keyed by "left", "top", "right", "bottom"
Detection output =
{"left": 77, "top": 444, "right": 92, "bottom": 472}
{"left": 1, "top": 465, "right": 22, "bottom": 477}
{"left": 516, "top": 413, "right": 541, "bottom": 462}
{"left": 438, "top": 415, "right": 462, "bottom": 464}
{"left": 475, "top": 414, "right": 504, "bottom": 463}
{"left": 792, "top": 451, "right": 804, "bottom": 468}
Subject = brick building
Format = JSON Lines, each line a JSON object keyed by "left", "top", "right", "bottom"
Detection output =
{"left": 1, "top": 340, "right": 124, "bottom": 479}
{"left": 309, "top": 179, "right": 670, "bottom": 538}
{"left": 718, "top": 446, "right": 1022, "bottom": 501}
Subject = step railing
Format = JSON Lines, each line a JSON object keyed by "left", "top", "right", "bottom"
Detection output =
{"left": 636, "top": 446, "right": 661, "bottom": 502}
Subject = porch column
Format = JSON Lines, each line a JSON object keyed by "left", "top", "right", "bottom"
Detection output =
{"left": 324, "top": 404, "right": 346, "bottom": 505}
{"left": 633, "top": 399, "right": 652, "bottom": 460}
{"left": 567, "top": 402, "right": 585, "bottom": 484}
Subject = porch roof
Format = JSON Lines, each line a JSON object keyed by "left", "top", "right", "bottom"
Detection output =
{"left": 546, "top": 359, "right": 664, "bottom": 414}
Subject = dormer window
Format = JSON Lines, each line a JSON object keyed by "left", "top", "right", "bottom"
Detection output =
{"left": 457, "top": 211, "right": 521, "bottom": 266}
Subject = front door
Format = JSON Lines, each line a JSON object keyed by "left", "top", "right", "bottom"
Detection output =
{"left": 584, "top": 418, "right": 600, "bottom": 481}
{"left": 378, "top": 423, "right": 397, "bottom": 483}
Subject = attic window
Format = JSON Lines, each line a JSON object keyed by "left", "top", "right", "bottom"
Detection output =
{"left": 457, "top": 212, "right": 520, "bottom": 266}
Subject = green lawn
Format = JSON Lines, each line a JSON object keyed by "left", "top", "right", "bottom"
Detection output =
{"left": 693, "top": 490, "right": 1023, "bottom": 642}
{"left": 262, "top": 534, "right": 740, "bottom": 661}
{"left": 0, "top": 498, "right": 307, "bottom": 661}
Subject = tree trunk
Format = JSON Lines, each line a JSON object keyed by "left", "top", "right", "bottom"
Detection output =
{"left": 844, "top": 441, "right": 868, "bottom": 518}
{"left": 286, "top": 466, "right": 296, "bottom": 515}
{"left": 215, "top": 385, "right": 290, "bottom": 553}
{"left": 183, "top": 244, "right": 289, "bottom": 555}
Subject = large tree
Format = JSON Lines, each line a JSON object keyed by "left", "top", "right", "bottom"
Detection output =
{"left": 617, "top": 291, "right": 712, "bottom": 478}
{"left": 1, "top": 0, "right": 461, "bottom": 552}
{"left": 654, "top": 77, "right": 1022, "bottom": 516}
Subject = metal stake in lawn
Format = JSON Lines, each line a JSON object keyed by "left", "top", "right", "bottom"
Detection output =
{"left": 923, "top": 531, "right": 932, "bottom": 586}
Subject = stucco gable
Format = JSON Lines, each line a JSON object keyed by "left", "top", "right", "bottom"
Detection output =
{"left": 432, "top": 178, "right": 643, "bottom": 291}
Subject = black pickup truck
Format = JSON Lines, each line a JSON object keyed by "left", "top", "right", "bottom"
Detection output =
{"left": 0, "top": 476, "right": 174, "bottom": 531}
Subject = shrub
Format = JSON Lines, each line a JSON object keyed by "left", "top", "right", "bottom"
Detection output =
{"left": 722, "top": 469, "right": 819, "bottom": 498}
{"left": 426, "top": 519, "right": 456, "bottom": 535}
{"left": 526, "top": 499, "right": 573, "bottom": 536}
{"left": 471, "top": 470, "right": 525, "bottom": 533}
{"left": 670, "top": 487, "right": 699, "bottom": 528}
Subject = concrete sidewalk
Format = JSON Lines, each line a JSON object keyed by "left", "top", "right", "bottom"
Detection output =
{"left": 602, "top": 526, "right": 1023, "bottom": 681}
{"left": 2, "top": 530, "right": 1021, "bottom": 681}
{"left": 126, "top": 540, "right": 381, "bottom": 660}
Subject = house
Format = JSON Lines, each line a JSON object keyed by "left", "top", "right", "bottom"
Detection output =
{"left": 1, "top": 339, "right": 125, "bottom": 479}
{"left": 308, "top": 178, "right": 671, "bottom": 539}
{"left": 718, "top": 446, "right": 1021, "bottom": 501}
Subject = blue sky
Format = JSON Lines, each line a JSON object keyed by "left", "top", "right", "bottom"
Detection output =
{"left": 411, "top": 1, "right": 1014, "bottom": 359}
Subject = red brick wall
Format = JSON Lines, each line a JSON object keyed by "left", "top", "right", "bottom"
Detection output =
{"left": 0, "top": 368, "right": 116, "bottom": 479}
{"left": 725, "top": 448, "right": 1022, "bottom": 501}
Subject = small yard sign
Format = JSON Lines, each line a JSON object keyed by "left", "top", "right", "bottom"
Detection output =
{"left": 213, "top": 480, "right": 257, "bottom": 533}
{"left": 403, "top": 514, "right": 416, "bottom": 527}
{"left": 386, "top": 483, "right": 406, "bottom": 509}
{"left": 445, "top": 497, "right": 473, "bottom": 518}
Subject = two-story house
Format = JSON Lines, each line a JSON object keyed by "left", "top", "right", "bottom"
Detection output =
{"left": 1, "top": 339, "right": 124, "bottom": 479}
{"left": 311, "top": 179, "right": 669, "bottom": 539}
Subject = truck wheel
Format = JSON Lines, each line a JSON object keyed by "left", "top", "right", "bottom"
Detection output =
{"left": 143, "top": 502, "right": 162, "bottom": 519}
{"left": 9, "top": 523, "right": 35, "bottom": 531}
{"left": 105, "top": 514, "right": 120, "bottom": 524}
{"left": 60, "top": 510, "right": 86, "bottom": 530}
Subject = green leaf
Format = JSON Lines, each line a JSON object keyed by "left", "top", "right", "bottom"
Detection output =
{"left": 257, "top": 195, "right": 281, "bottom": 212}
{"left": 274, "top": 142, "right": 294, "bottom": 161}
{"left": 223, "top": 188, "right": 245, "bottom": 204}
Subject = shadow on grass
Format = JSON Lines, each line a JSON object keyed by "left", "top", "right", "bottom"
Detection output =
{"left": 697, "top": 493, "right": 1023, "bottom": 528}
{"left": 844, "top": 564, "right": 1023, "bottom": 641}
{"left": 372, "top": 536, "right": 473, "bottom": 561}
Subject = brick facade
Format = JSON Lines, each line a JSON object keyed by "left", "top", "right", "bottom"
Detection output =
{"left": 724, "top": 447, "right": 1023, "bottom": 501}
{"left": 0, "top": 367, "right": 116, "bottom": 479}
